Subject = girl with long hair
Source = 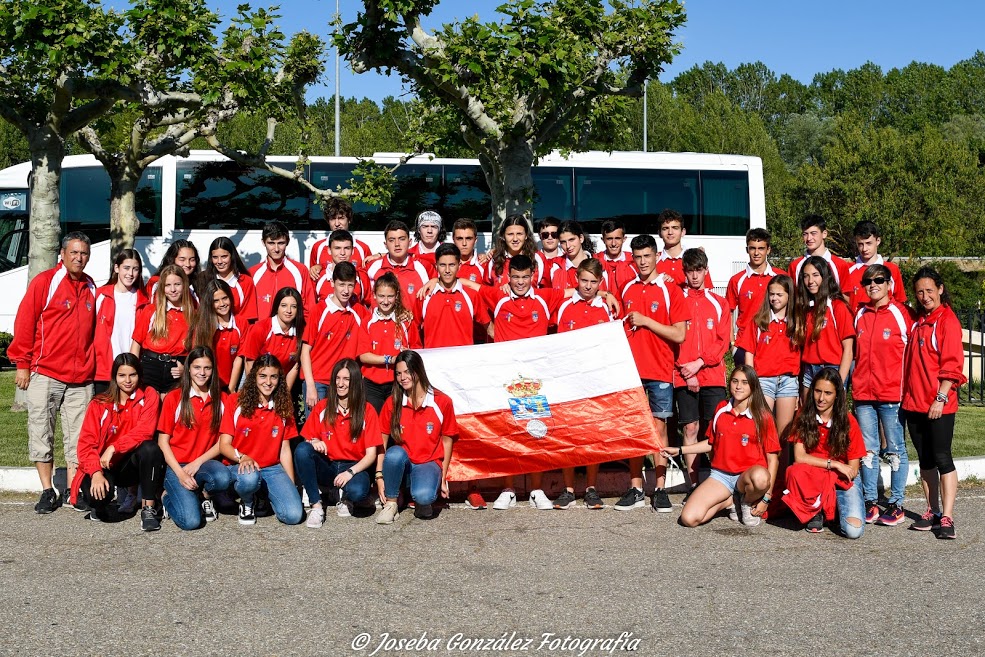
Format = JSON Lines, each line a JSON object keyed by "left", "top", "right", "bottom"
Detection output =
{"left": 551, "top": 220, "right": 604, "bottom": 290}
{"left": 359, "top": 273, "right": 420, "bottom": 413}
{"left": 792, "top": 256, "right": 854, "bottom": 401}
{"left": 782, "top": 369, "right": 866, "bottom": 538}
{"left": 296, "top": 359, "right": 382, "bottom": 527}
{"left": 902, "top": 267, "right": 966, "bottom": 538}
{"left": 130, "top": 264, "right": 196, "bottom": 394}
{"left": 94, "top": 248, "right": 149, "bottom": 394}
{"left": 218, "top": 354, "right": 303, "bottom": 526}
{"left": 853, "top": 263, "right": 914, "bottom": 527}
{"left": 147, "top": 239, "right": 203, "bottom": 301}
{"left": 486, "top": 215, "right": 539, "bottom": 287}
{"left": 204, "top": 236, "right": 258, "bottom": 324}
{"left": 661, "top": 365, "right": 779, "bottom": 528}
{"left": 158, "top": 347, "right": 234, "bottom": 530}
{"left": 739, "top": 274, "right": 800, "bottom": 439}
{"left": 240, "top": 287, "right": 304, "bottom": 391}
{"left": 186, "top": 278, "right": 245, "bottom": 392}
{"left": 375, "top": 351, "right": 457, "bottom": 524}
{"left": 72, "top": 353, "right": 164, "bottom": 531}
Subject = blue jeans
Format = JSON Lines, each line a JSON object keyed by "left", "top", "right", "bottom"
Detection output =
{"left": 835, "top": 475, "right": 865, "bottom": 540}
{"left": 163, "top": 460, "right": 235, "bottom": 530}
{"left": 302, "top": 381, "right": 330, "bottom": 414}
{"left": 227, "top": 463, "right": 303, "bottom": 525}
{"left": 382, "top": 445, "right": 441, "bottom": 505}
{"left": 856, "top": 401, "right": 908, "bottom": 506}
{"left": 294, "top": 441, "right": 371, "bottom": 505}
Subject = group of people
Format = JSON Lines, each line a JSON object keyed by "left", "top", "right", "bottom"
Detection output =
{"left": 9, "top": 198, "right": 966, "bottom": 539}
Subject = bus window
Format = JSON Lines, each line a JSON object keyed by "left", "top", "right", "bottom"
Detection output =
{"left": 61, "top": 166, "right": 163, "bottom": 240}
{"left": 176, "top": 160, "right": 310, "bottom": 231}
{"left": 700, "top": 170, "right": 750, "bottom": 236}
{"left": 442, "top": 165, "right": 491, "bottom": 230}
{"left": 0, "top": 190, "right": 28, "bottom": 271}
{"left": 310, "top": 161, "right": 375, "bottom": 227}
{"left": 532, "top": 167, "right": 573, "bottom": 224}
{"left": 575, "top": 167, "right": 698, "bottom": 234}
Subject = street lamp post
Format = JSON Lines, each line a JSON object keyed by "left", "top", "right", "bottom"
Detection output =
{"left": 642, "top": 78, "right": 648, "bottom": 153}
{"left": 334, "top": 0, "right": 341, "bottom": 157}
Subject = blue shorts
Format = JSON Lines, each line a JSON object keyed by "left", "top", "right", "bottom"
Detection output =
{"left": 801, "top": 363, "right": 839, "bottom": 389}
{"left": 641, "top": 380, "right": 674, "bottom": 419}
{"left": 708, "top": 468, "right": 740, "bottom": 493}
{"left": 759, "top": 374, "right": 799, "bottom": 400}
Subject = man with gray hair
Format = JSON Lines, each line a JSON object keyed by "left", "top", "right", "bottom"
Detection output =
{"left": 8, "top": 232, "right": 97, "bottom": 513}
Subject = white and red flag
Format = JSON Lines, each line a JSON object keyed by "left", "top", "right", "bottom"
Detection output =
{"left": 419, "top": 322, "right": 661, "bottom": 481}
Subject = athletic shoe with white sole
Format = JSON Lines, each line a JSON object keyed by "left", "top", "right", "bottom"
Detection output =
{"left": 492, "top": 490, "right": 517, "bottom": 510}
{"left": 528, "top": 489, "right": 552, "bottom": 511}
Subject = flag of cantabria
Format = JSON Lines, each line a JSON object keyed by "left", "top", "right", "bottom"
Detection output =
{"left": 418, "top": 321, "right": 662, "bottom": 481}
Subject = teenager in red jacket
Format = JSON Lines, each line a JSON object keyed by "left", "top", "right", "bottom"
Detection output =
{"left": 310, "top": 198, "right": 372, "bottom": 275}
{"left": 782, "top": 369, "right": 865, "bottom": 538}
{"left": 852, "top": 264, "right": 914, "bottom": 527}
{"left": 661, "top": 365, "right": 779, "bottom": 528}
{"left": 158, "top": 346, "right": 234, "bottom": 530}
{"left": 204, "top": 236, "right": 258, "bottom": 324}
{"left": 903, "top": 267, "right": 966, "bottom": 539}
{"left": 75, "top": 353, "right": 164, "bottom": 531}
{"left": 94, "top": 249, "right": 149, "bottom": 395}
{"left": 673, "top": 249, "right": 730, "bottom": 489}
{"left": 9, "top": 232, "right": 97, "bottom": 514}
{"left": 130, "top": 265, "right": 196, "bottom": 394}
{"left": 250, "top": 221, "right": 316, "bottom": 322}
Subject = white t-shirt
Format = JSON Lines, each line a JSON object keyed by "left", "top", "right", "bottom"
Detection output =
{"left": 111, "top": 289, "right": 139, "bottom": 357}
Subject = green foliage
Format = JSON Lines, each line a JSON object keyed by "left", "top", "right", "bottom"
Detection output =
{"left": 0, "top": 121, "right": 29, "bottom": 170}
{"left": 0, "top": 331, "right": 11, "bottom": 362}
{"left": 897, "top": 259, "right": 985, "bottom": 312}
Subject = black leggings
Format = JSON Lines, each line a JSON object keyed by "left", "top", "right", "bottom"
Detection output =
{"left": 140, "top": 353, "right": 182, "bottom": 395}
{"left": 81, "top": 440, "right": 166, "bottom": 509}
{"left": 906, "top": 412, "right": 956, "bottom": 475}
{"left": 364, "top": 379, "right": 391, "bottom": 414}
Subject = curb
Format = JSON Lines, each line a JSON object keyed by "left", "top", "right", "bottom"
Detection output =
{"left": 3, "top": 457, "right": 985, "bottom": 496}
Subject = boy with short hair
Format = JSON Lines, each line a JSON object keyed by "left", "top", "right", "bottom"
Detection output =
{"left": 595, "top": 219, "right": 636, "bottom": 287}
{"left": 251, "top": 221, "right": 316, "bottom": 321}
{"left": 845, "top": 220, "right": 907, "bottom": 313}
{"left": 313, "top": 230, "right": 370, "bottom": 307}
{"left": 409, "top": 209, "right": 446, "bottom": 267}
{"left": 616, "top": 234, "right": 689, "bottom": 512}
{"left": 788, "top": 214, "right": 851, "bottom": 289}
{"left": 674, "top": 249, "right": 730, "bottom": 489}
{"left": 655, "top": 209, "right": 714, "bottom": 289}
{"left": 419, "top": 243, "right": 489, "bottom": 348}
{"left": 365, "top": 220, "right": 434, "bottom": 317}
{"left": 535, "top": 217, "right": 563, "bottom": 287}
{"left": 310, "top": 198, "right": 372, "bottom": 275}
{"left": 300, "top": 262, "right": 369, "bottom": 412}
{"left": 452, "top": 218, "right": 487, "bottom": 284}
{"left": 726, "top": 228, "right": 785, "bottom": 359}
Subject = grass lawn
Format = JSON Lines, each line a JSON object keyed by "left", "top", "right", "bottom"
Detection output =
{"left": 0, "top": 370, "right": 982, "bottom": 466}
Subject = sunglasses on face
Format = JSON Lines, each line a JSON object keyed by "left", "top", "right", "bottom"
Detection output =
{"left": 540, "top": 231, "right": 558, "bottom": 239}
{"left": 862, "top": 277, "right": 888, "bottom": 286}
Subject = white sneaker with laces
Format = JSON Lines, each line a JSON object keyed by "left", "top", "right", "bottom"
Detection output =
{"left": 336, "top": 499, "right": 353, "bottom": 517}
{"left": 492, "top": 489, "right": 517, "bottom": 510}
{"left": 528, "top": 489, "right": 553, "bottom": 511}
{"left": 740, "top": 502, "right": 761, "bottom": 527}
{"left": 201, "top": 498, "right": 218, "bottom": 522}
{"left": 306, "top": 505, "right": 325, "bottom": 528}
{"left": 377, "top": 500, "right": 399, "bottom": 524}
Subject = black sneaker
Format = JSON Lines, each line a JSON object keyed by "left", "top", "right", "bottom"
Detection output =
{"left": 201, "top": 498, "right": 218, "bottom": 522}
{"left": 910, "top": 508, "right": 941, "bottom": 531}
{"left": 938, "top": 516, "right": 956, "bottom": 539}
{"left": 254, "top": 495, "right": 273, "bottom": 518}
{"left": 238, "top": 503, "right": 256, "bottom": 525}
{"left": 140, "top": 506, "right": 161, "bottom": 532}
{"left": 414, "top": 503, "right": 433, "bottom": 519}
{"left": 805, "top": 512, "right": 824, "bottom": 533}
{"left": 651, "top": 489, "right": 672, "bottom": 513}
{"left": 614, "top": 487, "right": 645, "bottom": 511}
{"left": 583, "top": 487, "right": 604, "bottom": 510}
{"left": 553, "top": 490, "right": 577, "bottom": 510}
{"left": 86, "top": 507, "right": 102, "bottom": 522}
{"left": 72, "top": 495, "right": 92, "bottom": 513}
{"left": 34, "top": 488, "right": 60, "bottom": 514}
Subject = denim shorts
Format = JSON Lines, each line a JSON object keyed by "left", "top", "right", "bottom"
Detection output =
{"left": 708, "top": 468, "right": 740, "bottom": 493}
{"left": 801, "top": 363, "right": 839, "bottom": 389}
{"left": 759, "top": 374, "right": 799, "bottom": 400}
{"left": 641, "top": 380, "right": 674, "bottom": 419}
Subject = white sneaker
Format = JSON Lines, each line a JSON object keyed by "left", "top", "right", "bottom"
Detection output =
{"left": 376, "top": 500, "right": 399, "bottom": 524}
{"left": 306, "top": 505, "right": 325, "bottom": 528}
{"left": 727, "top": 504, "right": 738, "bottom": 522}
{"left": 336, "top": 499, "right": 353, "bottom": 517}
{"left": 201, "top": 498, "right": 218, "bottom": 522}
{"left": 740, "top": 502, "right": 761, "bottom": 527}
{"left": 528, "top": 489, "right": 553, "bottom": 511}
{"left": 492, "top": 489, "right": 517, "bottom": 510}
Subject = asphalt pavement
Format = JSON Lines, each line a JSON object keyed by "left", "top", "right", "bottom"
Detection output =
{"left": 1, "top": 490, "right": 983, "bottom": 657}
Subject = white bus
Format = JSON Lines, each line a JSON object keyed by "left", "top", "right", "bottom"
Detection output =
{"left": 0, "top": 150, "right": 766, "bottom": 332}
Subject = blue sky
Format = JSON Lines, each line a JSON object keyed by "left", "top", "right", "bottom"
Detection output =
{"left": 208, "top": 0, "right": 985, "bottom": 103}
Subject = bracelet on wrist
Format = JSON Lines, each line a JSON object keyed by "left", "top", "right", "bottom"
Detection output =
{"left": 935, "top": 392, "right": 948, "bottom": 403}
{"left": 375, "top": 473, "right": 384, "bottom": 481}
